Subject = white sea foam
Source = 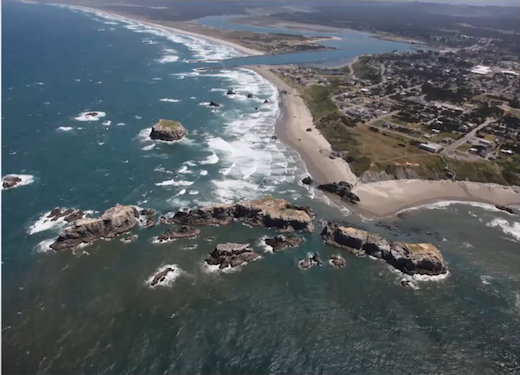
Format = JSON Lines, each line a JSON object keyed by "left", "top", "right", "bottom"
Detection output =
{"left": 178, "top": 166, "right": 190, "bottom": 174}
{"left": 145, "top": 264, "right": 184, "bottom": 288}
{"left": 135, "top": 115, "right": 142, "bottom": 119}
{"left": 397, "top": 200, "right": 502, "bottom": 215}
{"left": 142, "top": 144, "right": 156, "bottom": 151}
{"left": 74, "top": 111, "right": 106, "bottom": 122}
{"left": 190, "top": 96, "right": 197, "bottom": 99}
{"left": 199, "top": 170, "right": 208, "bottom": 176}
{"left": 159, "top": 98, "right": 180, "bottom": 103}
{"left": 116, "top": 122, "right": 126, "bottom": 126}
{"left": 2, "top": 174, "right": 35, "bottom": 190}
{"left": 35, "top": 239, "right": 55, "bottom": 253}
{"left": 158, "top": 55, "right": 179, "bottom": 63}
{"left": 57, "top": 126, "right": 74, "bottom": 132}
{"left": 188, "top": 190, "right": 199, "bottom": 195}
{"left": 28, "top": 211, "right": 67, "bottom": 235}
{"left": 199, "top": 153, "right": 219, "bottom": 165}
{"left": 257, "top": 236, "right": 273, "bottom": 253}
{"left": 152, "top": 77, "right": 162, "bottom": 81}
{"left": 155, "top": 179, "right": 194, "bottom": 187}
{"left": 486, "top": 218, "right": 520, "bottom": 242}
{"left": 102, "top": 120, "right": 111, "bottom": 126}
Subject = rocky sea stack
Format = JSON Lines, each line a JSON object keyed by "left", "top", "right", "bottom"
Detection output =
{"left": 2, "top": 175, "right": 22, "bottom": 189}
{"left": 149, "top": 119, "right": 187, "bottom": 142}
{"left": 265, "top": 234, "right": 303, "bottom": 251}
{"left": 321, "top": 223, "right": 447, "bottom": 275}
{"left": 50, "top": 204, "right": 138, "bottom": 250}
{"left": 318, "top": 181, "right": 360, "bottom": 204}
{"left": 172, "top": 196, "right": 315, "bottom": 232}
{"left": 206, "top": 243, "right": 260, "bottom": 269}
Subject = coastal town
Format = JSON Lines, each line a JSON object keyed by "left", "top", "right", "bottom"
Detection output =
{"left": 271, "top": 47, "right": 520, "bottom": 185}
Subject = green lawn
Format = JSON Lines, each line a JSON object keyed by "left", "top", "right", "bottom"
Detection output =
{"left": 159, "top": 119, "right": 181, "bottom": 128}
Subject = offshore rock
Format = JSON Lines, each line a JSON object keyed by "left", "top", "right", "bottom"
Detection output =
{"left": 321, "top": 222, "right": 447, "bottom": 275}
{"left": 209, "top": 101, "right": 221, "bottom": 107}
{"left": 205, "top": 243, "right": 260, "bottom": 269}
{"left": 172, "top": 196, "right": 314, "bottom": 233}
{"left": 149, "top": 119, "right": 187, "bottom": 142}
{"left": 2, "top": 175, "right": 22, "bottom": 189}
{"left": 330, "top": 254, "right": 346, "bottom": 268}
{"left": 318, "top": 181, "right": 360, "bottom": 204}
{"left": 151, "top": 267, "right": 174, "bottom": 286}
{"left": 50, "top": 204, "right": 138, "bottom": 250}
{"left": 301, "top": 176, "right": 313, "bottom": 185}
{"left": 158, "top": 225, "right": 201, "bottom": 242}
{"left": 264, "top": 234, "right": 303, "bottom": 251}
{"left": 495, "top": 204, "right": 515, "bottom": 215}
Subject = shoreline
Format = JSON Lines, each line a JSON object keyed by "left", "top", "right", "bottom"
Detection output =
{"left": 58, "top": 4, "right": 520, "bottom": 218}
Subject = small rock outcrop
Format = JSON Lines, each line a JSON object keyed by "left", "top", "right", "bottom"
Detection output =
{"left": 172, "top": 197, "right": 315, "bottom": 233}
{"left": 330, "top": 255, "right": 346, "bottom": 268}
{"left": 301, "top": 176, "right": 313, "bottom": 185}
{"left": 306, "top": 128, "right": 312, "bottom": 132}
{"left": 50, "top": 204, "right": 138, "bottom": 250}
{"left": 2, "top": 175, "right": 22, "bottom": 189}
{"left": 47, "top": 208, "right": 89, "bottom": 223}
{"left": 206, "top": 243, "right": 260, "bottom": 269}
{"left": 298, "top": 252, "right": 323, "bottom": 269}
{"left": 149, "top": 119, "right": 187, "bottom": 142}
{"left": 157, "top": 225, "right": 201, "bottom": 242}
{"left": 495, "top": 204, "right": 515, "bottom": 214}
{"left": 151, "top": 267, "right": 174, "bottom": 286}
{"left": 318, "top": 181, "right": 360, "bottom": 204}
{"left": 227, "top": 89, "right": 236, "bottom": 95}
{"left": 265, "top": 234, "right": 303, "bottom": 251}
{"left": 264, "top": 99, "right": 269, "bottom": 104}
{"left": 247, "top": 93, "right": 254, "bottom": 98}
{"left": 140, "top": 209, "right": 157, "bottom": 228}
{"left": 271, "top": 135, "right": 278, "bottom": 140}
{"left": 320, "top": 223, "right": 447, "bottom": 275}
{"left": 312, "top": 252, "right": 323, "bottom": 266}
{"left": 209, "top": 101, "right": 221, "bottom": 107}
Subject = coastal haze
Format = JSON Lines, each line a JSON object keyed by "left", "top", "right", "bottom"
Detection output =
{"left": 2, "top": 0, "right": 520, "bottom": 374}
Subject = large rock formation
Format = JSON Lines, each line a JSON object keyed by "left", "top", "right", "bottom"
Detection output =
{"left": 2, "top": 175, "right": 22, "bottom": 189}
{"left": 149, "top": 119, "right": 187, "bottom": 142}
{"left": 157, "top": 225, "right": 201, "bottom": 242}
{"left": 265, "top": 234, "right": 303, "bottom": 251}
{"left": 172, "top": 197, "right": 315, "bottom": 233}
{"left": 50, "top": 204, "right": 138, "bottom": 250}
{"left": 320, "top": 222, "right": 447, "bottom": 275}
{"left": 318, "top": 181, "right": 360, "bottom": 204}
{"left": 206, "top": 243, "right": 260, "bottom": 269}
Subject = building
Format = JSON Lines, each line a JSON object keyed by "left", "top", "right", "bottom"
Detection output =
{"left": 470, "top": 65, "right": 492, "bottom": 75}
{"left": 419, "top": 142, "right": 443, "bottom": 153}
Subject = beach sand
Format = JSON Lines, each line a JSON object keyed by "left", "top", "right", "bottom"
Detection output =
{"left": 354, "top": 180, "right": 520, "bottom": 217}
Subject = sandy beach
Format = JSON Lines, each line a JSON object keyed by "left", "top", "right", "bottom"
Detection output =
{"left": 248, "top": 66, "right": 359, "bottom": 185}
{"left": 75, "top": 5, "right": 520, "bottom": 218}
{"left": 354, "top": 180, "right": 520, "bottom": 217}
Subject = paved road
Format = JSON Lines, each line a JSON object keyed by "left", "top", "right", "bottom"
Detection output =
{"left": 442, "top": 118, "right": 493, "bottom": 154}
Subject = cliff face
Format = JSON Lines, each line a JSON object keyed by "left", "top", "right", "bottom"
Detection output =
{"left": 172, "top": 197, "right": 315, "bottom": 233}
{"left": 149, "top": 119, "right": 187, "bottom": 141}
{"left": 50, "top": 204, "right": 138, "bottom": 250}
{"left": 321, "top": 223, "right": 447, "bottom": 275}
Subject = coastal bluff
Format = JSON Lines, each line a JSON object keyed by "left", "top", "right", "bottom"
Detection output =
{"left": 50, "top": 204, "right": 138, "bottom": 250}
{"left": 149, "top": 119, "right": 187, "bottom": 141}
{"left": 321, "top": 222, "right": 447, "bottom": 275}
{"left": 172, "top": 196, "right": 315, "bottom": 233}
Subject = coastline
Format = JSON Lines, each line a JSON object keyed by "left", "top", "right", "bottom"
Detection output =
{"left": 59, "top": 4, "right": 520, "bottom": 218}
{"left": 248, "top": 65, "right": 359, "bottom": 186}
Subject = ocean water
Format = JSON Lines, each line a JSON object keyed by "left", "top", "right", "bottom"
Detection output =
{"left": 2, "top": 2, "right": 520, "bottom": 374}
